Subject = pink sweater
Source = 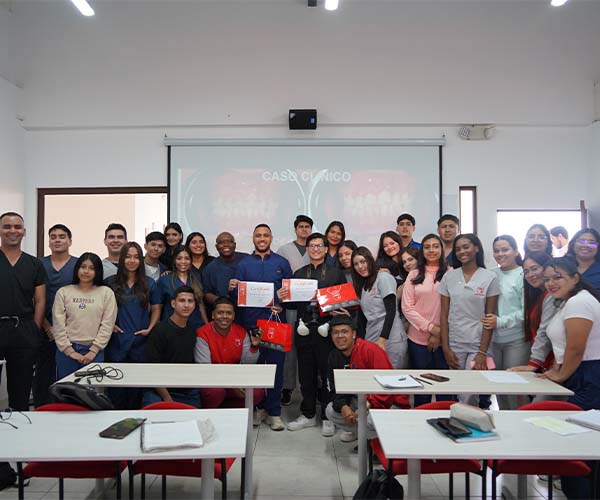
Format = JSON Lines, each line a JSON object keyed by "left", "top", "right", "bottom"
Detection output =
{"left": 401, "top": 266, "right": 442, "bottom": 346}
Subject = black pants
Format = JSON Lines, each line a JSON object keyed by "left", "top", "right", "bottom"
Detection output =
{"left": 0, "top": 319, "right": 39, "bottom": 411}
{"left": 297, "top": 335, "right": 333, "bottom": 420}
{"left": 32, "top": 334, "right": 57, "bottom": 408}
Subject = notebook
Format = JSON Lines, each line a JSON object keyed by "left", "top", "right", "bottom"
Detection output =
{"left": 141, "top": 420, "right": 204, "bottom": 453}
{"left": 374, "top": 374, "right": 422, "bottom": 389}
{"left": 566, "top": 410, "right": 600, "bottom": 431}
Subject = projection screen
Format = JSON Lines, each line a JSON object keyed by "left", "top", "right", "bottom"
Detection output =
{"left": 168, "top": 140, "right": 443, "bottom": 254}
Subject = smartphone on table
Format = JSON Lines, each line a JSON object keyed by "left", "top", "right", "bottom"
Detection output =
{"left": 99, "top": 418, "right": 146, "bottom": 439}
{"left": 420, "top": 373, "right": 450, "bottom": 383}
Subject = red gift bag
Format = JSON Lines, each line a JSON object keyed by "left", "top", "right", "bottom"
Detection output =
{"left": 256, "top": 314, "right": 293, "bottom": 352}
{"left": 317, "top": 282, "right": 360, "bottom": 314}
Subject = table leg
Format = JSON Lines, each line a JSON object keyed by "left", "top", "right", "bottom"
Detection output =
{"left": 407, "top": 458, "right": 422, "bottom": 499}
{"left": 244, "top": 388, "right": 254, "bottom": 499}
{"left": 358, "top": 393, "right": 367, "bottom": 483}
{"left": 200, "top": 458, "right": 214, "bottom": 499}
{"left": 517, "top": 474, "right": 528, "bottom": 499}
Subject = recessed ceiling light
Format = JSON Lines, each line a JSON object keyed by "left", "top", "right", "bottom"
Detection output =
{"left": 325, "top": 0, "right": 339, "bottom": 11}
{"left": 550, "top": 0, "right": 569, "bottom": 6}
{"left": 70, "top": 0, "right": 94, "bottom": 17}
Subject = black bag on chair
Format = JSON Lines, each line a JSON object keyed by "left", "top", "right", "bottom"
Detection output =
{"left": 49, "top": 382, "right": 114, "bottom": 410}
{"left": 353, "top": 469, "right": 403, "bottom": 499}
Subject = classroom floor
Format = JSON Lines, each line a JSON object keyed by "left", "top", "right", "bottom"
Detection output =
{"left": 1, "top": 391, "right": 568, "bottom": 500}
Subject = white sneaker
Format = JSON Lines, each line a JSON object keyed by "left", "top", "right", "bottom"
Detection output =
{"left": 287, "top": 414, "right": 317, "bottom": 431}
{"left": 321, "top": 420, "right": 335, "bottom": 437}
{"left": 267, "top": 415, "right": 285, "bottom": 431}
{"left": 340, "top": 430, "right": 358, "bottom": 442}
{"left": 253, "top": 408, "right": 266, "bottom": 426}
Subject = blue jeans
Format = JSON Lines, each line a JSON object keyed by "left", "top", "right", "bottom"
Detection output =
{"left": 257, "top": 346, "right": 285, "bottom": 416}
{"left": 55, "top": 343, "right": 104, "bottom": 379}
{"left": 143, "top": 389, "right": 201, "bottom": 408}
{"left": 407, "top": 340, "right": 455, "bottom": 407}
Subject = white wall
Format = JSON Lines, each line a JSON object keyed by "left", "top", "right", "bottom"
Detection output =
{"left": 0, "top": 77, "right": 24, "bottom": 217}
{"left": 589, "top": 121, "right": 600, "bottom": 229}
{"left": 6, "top": 0, "right": 600, "bottom": 255}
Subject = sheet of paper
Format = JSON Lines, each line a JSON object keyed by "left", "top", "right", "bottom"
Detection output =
{"left": 141, "top": 419, "right": 204, "bottom": 453}
{"left": 374, "top": 374, "right": 422, "bottom": 389}
{"left": 237, "top": 281, "right": 274, "bottom": 308}
{"left": 281, "top": 278, "right": 318, "bottom": 302}
{"left": 480, "top": 371, "right": 528, "bottom": 384}
{"left": 525, "top": 416, "right": 592, "bottom": 436}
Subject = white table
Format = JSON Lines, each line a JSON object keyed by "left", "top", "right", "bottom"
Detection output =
{"left": 371, "top": 409, "right": 600, "bottom": 499}
{"left": 58, "top": 363, "right": 275, "bottom": 499}
{"left": 333, "top": 369, "right": 574, "bottom": 486}
{"left": 0, "top": 408, "right": 247, "bottom": 500}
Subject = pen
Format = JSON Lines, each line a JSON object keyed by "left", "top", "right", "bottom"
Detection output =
{"left": 414, "top": 376, "right": 433, "bottom": 386}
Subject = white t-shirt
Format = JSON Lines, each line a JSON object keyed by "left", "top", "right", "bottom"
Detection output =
{"left": 546, "top": 290, "right": 600, "bottom": 364}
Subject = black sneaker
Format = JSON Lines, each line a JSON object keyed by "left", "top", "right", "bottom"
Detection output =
{"left": 281, "top": 389, "right": 292, "bottom": 406}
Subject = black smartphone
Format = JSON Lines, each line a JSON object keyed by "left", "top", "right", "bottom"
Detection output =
{"left": 439, "top": 418, "right": 472, "bottom": 437}
{"left": 99, "top": 418, "right": 146, "bottom": 439}
{"left": 420, "top": 372, "right": 450, "bottom": 383}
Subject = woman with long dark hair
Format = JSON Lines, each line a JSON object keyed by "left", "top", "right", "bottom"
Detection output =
{"left": 158, "top": 246, "right": 208, "bottom": 329}
{"left": 523, "top": 224, "right": 552, "bottom": 257}
{"left": 53, "top": 253, "right": 117, "bottom": 378}
{"left": 510, "top": 252, "right": 557, "bottom": 373}
{"left": 185, "top": 231, "right": 214, "bottom": 282}
{"left": 324, "top": 221, "right": 345, "bottom": 268}
{"left": 105, "top": 243, "right": 161, "bottom": 408}
{"left": 483, "top": 235, "right": 526, "bottom": 409}
{"left": 402, "top": 234, "right": 449, "bottom": 404}
{"left": 439, "top": 234, "right": 499, "bottom": 407}
{"left": 539, "top": 257, "right": 600, "bottom": 499}
{"left": 338, "top": 240, "right": 358, "bottom": 283}
{"left": 160, "top": 222, "right": 184, "bottom": 270}
{"left": 352, "top": 247, "right": 408, "bottom": 368}
{"left": 566, "top": 227, "right": 600, "bottom": 294}
{"left": 376, "top": 231, "right": 404, "bottom": 286}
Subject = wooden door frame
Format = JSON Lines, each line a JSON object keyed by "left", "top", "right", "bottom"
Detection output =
{"left": 37, "top": 187, "right": 167, "bottom": 257}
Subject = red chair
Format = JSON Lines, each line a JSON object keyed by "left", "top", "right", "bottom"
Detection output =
{"left": 21, "top": 403, "right": 127, "bottom": 500}
{"left": 131, "top": 401, "right": 237, "bottom": 500}
{"left": 369, "top": 400, "right": 484, "bottom": 499}
{"left": 490, "top": 400, "right": 591, "bottom": 500}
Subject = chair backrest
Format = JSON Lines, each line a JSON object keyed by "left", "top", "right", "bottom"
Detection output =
{"left": 35, "top": 403, "right": 89, "bottom": 412}
{"left": 142, "top": 401, "right": 197, "bottom": 410}
{"left": 518, "top": 400, "right": 582, "bottom": 411}
{"left": 415, "top": 400, "right": 457, "bottom": 410}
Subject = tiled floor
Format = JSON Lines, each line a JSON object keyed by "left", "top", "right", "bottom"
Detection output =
{"left": 1, "top": 392, "right": 569, "bottom": 499}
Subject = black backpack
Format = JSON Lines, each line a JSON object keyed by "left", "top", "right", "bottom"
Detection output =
{"left": 353, "top": 469, "right": 403, "bottom": 500}
{"left": 0, "top": 462, "right": 16, "bottom": 491}
{"left": 49, "top": 382, "right": 114, "bottom": 411}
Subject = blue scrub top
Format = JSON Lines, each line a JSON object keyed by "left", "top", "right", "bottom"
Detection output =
{"left": 202, "top": 252, "right": 248, "bottom": 297}
{"left": 158, "top": 273, "right": 204, "bottom": 330}
{"left": 41, "top": 255, "right": 78, "bottom": 322}
{"left": 583, "top": 261, "right": 600, "bottom": 295}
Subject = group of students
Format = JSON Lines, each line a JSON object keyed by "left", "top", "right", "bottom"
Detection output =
{"left": 2, "top": 210, "right": 600, "bottom": 498}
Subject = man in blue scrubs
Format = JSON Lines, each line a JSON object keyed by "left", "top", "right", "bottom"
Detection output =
{"left": 34, "top": 224, "right": 77, "bottom": 407}
{"left": 232, "top": 224, "right": 292, "bottom": 431}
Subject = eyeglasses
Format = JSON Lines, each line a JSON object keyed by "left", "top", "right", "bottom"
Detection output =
{"left": 332, "top": 329, "right": 353, "bottom": 336}
{"left": 542, "top": 274, "right": 567, "bottom": 284}
{"left": 0, "top": 408, "right": 32, "bottom": 429}
{"left": 308, "top": 244, "right": 325, "bottom": 249}
{"left": 576, "top": 239, "right": 598, "bottom": 248}
{"left": 526, "top": 234, "right": 548, "bottom": 241}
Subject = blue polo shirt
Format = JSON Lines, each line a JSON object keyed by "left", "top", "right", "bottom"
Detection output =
{"left": 202, "top": 252, "right": 248, "bottom": 297}
{"left": 41, "top": 255, "right": 78, "bottom": 322}
{"left": 408, "top": 239, "right": 422, "bottom": 250}
{"left": 235, "top": 251, "right": 293, "bottom": 328}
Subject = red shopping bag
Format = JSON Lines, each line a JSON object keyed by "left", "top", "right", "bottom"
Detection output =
{"left": 256, "top": 314, "right": 293, "bottom": 352}
{"left": 317, "top": 282, "right": 360, "bottom": 314}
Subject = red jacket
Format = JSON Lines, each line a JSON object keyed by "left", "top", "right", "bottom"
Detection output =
{"left": 328, "top": 338, "right": 409, "bottom": 411}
